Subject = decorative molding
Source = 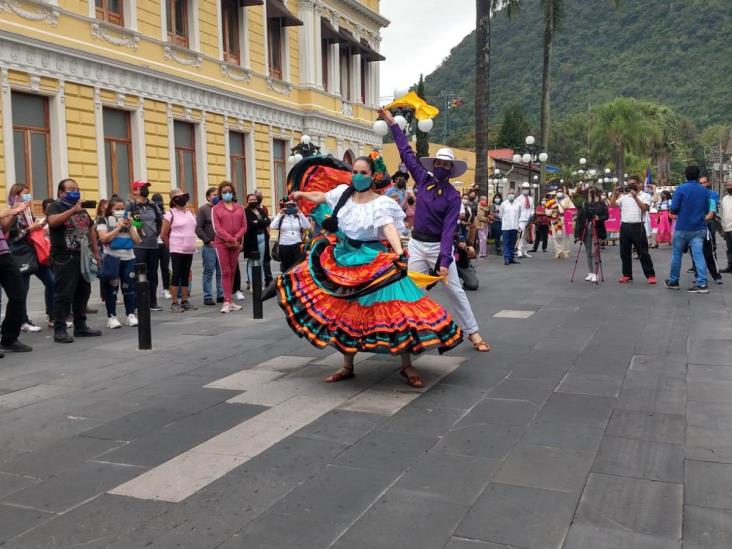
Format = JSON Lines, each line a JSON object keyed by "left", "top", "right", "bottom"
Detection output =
{"left": 298, "top": 0, "right": 316, "bottom": 11}
{"left": 90, "top": 22, "right": 140, "bottom": 49}
{"left": 0, "top": 33, "right": 380, "bottom": 146}
{"left": 184, "top": 107, "right": 192, "bottom": 121}
{"left": 163, "top": 45, "right": 203, "bottom": 68}
{"left": 115, "top": 92, "right": 125, "bottom": 106}
{"left": 340, "top": 100, "right": 353, "bottom": 118}
{"left": 266, "top": 77, "right": 293, "bottom": 96}
{"left": 0, "top": 0, "right": 59, "bottom": 26}
{"left": 29, "top": 74, "right": 40, "bottom": 90}
{"left": 220, "top": 63, "right": 252, "bottom": 83}
{"left": 338, "top": 0, "right": 389, "bottom": 27}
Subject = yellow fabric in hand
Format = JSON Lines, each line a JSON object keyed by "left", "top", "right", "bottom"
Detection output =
{"left": 386, "top": 92, "right": 440, "bottom": 121}
{"left": 407, "top": 271, "right": 444, "bottom": 288}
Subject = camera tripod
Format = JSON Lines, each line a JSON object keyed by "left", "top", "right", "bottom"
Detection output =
{"left": 571, "top": 219, "right": 604, "bottom": 284}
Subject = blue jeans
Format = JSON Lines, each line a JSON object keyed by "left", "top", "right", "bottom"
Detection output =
{"left": 502, "top": 229, "right": 517, "bottom": 263}
{"left": 669, "top": 229, "right": 707, "bottom": 286}
{"left": 104, "top": 257, "right": 136, "bottom": 317}
{"left": 247, "top": 233, "right": 266, "bottom": 285}
{"left": 201, "top": 245, "right": 223, "bottom": 300}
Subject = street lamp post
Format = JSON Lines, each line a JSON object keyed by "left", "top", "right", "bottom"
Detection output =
{"left": 513, "top": 136, "right": 549, "bottom": 200}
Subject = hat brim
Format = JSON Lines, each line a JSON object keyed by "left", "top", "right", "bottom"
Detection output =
{"left": 419, "top": 157, "right": 468, "bottom": 178}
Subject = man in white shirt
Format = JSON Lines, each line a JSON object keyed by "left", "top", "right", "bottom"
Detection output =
{"left": 516, "top": 182, "right": 535, "bottom": 258}
{"left": 500, "top": 191, "right": 522, "bottom": 265}
{"left": 610, "top": 175, "right": 656, "bottom": 284}
{"left": 721, "top": 180, "right": 732, "bottom": 273}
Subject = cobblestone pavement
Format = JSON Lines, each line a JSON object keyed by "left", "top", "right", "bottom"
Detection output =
{"left": 0, "top": 242, "right": 730, "bottom": 548}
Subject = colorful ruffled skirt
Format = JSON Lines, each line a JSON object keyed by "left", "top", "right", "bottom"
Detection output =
{"left": 277, "top": 234, "right": 463, "bottom": 355}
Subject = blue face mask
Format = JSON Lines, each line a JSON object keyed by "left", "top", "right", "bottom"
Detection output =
{"left": 65, "top": 191, "right": 81, "bottom": 203}
{"left": 21, "top": 193, "right": 32, "bottom": 202}
{"left": 222, "top": 192, "right": 233, "bottom": 203}
{"left": 433, "top": 167, "right": 451, "bottom": 181}
{"left": 211, "top": 196, "right": 220, "bottom": 205}
{"left": 286, "top": 206, "right": 297, "bottom": 215}
{"left": 351, "top": 173, "right": 372, "bottom": 192}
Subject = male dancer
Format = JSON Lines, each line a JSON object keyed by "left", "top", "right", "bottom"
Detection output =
{"left": 379, "top": 108, "right": 489, "bottom": 352}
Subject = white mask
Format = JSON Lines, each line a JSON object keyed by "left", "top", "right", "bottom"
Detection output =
{"left": 556, "top": 192, "right": 564, "bottom": 199}
{"left": 522, "top": 190, "right": 530, "bottom": 196}
{"left": 113, "top": 210, "right": 125, "bottom": 218}
{"left": 507, "top": 194, "right": 515, "bottom": 202}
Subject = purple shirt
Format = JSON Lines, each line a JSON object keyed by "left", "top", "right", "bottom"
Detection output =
{"left": 391, "top": 123, "right": 460, "bottom": 267}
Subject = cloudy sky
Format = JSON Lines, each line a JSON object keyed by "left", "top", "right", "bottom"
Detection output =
{"left": 378, "top": 1, "right": 475, "bottom": 103}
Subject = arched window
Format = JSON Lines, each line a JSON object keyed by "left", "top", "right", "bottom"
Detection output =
{"left": 343, "top": 150, "right": 355, "bottom": 166}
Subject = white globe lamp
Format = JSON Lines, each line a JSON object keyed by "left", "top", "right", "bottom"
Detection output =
{"left": 300, "top": 135, "right": 311, "bottom": 145}
{"left": 288, "top": 155, "right": 296, "bottom": 164}
{"left": 293, "top": 153, "right": 304, "bottom": 163}
{"left": 512, "top": 154, "right": 521, "bottom": 164}
{"left": 538, "top": 152, "right": 548, "bottom": 163}
{"left": 394, "top": 115, "right": 408, "bottom": 131}
{"left": 417, "top": 118, "right": 434, "bottom": 133}
{"left": 525, "top": 135, "right": 535, "bottom": 146}
{"left": 522, "top": 153, "right": 532, "bottom": 164}
{"left": 580, "top": 158, "right": 587, "bottom": 165}
{"left": 373, "top": 119, "right": 389, "bottom": 137}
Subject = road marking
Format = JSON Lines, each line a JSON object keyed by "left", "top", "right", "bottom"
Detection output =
{"left": 108, "top": 353, "right": 465, "bottom": 503}
{"left": 494, "top": 309, "right": 536, "bottom": 319}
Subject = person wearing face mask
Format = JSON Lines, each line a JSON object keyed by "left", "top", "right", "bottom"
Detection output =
{"left": 46, "top": 178, "right": 102, "bottom": 343}
{"left": 476, "top": 195, "right": 491, "bottom": 258}
{"left": 96, "top": 197, "right": 141, "bottom": 328}
{"left": 500, "top": 191, "right": 522, "bottom": 265}
{"left": 127, "top": 181, "right": 164, "bottom": 311}
{"left": 196, "top": 187, "right": 225, "bottom": 306}
{"left": 530, "top": 203, "right": 551, "bottom": 253}
{"left": 386, "top": 169, "right": 409, "bottom": 206}
{"left": 284, "top": 153, "right": 462, "bottom": 388}
{"left": 489, "top": 193, "right": 503, "bottom": 255}
{"left": 151, "top": 193, "right": 172, "bottom": 301}
{"left": 381, "top": 107, "right": 489, "bottom": 353}
{"left": 7, "top": 184, "right": 54, "bottom": 333}
{"left": 243, "top": 193, "right": 272, "bottom": 288}
{"left": 720, "top": 181, "right": 732, "bottom": 273}
{"left": 160, "top": 189, "right": 198, "bottom": 312}
{"left": 516, "top": 182, "right": 535, "bottom": 258}
{"left": 545, "top": 186, "right": 575, "bottom": 259}
{"left": 403, "top": 190, "right": 417, "bottom": 229}
{"left": 610, "top": 176, "right": 656, "bottom": 284}
{"left": 271, "top": 200, "right": 309, "bottom": 272}
{"left": 253, "top": 189, "right": 273, "bottom": 287}
{"left": 212, "top": 182, "right": 247, "bottom": 313}
{"left": 574, "top": 187, "right": 609, "bottom": 283}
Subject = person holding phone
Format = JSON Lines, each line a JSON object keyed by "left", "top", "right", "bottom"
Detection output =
{"left": 96, "top": 197, "right": 141, "bottom": 328}
{"left": 271, "top": 200, "right": 309, "bottom": 272}
{"left": 46, "top": 178, "right": 102, "bottom": 343}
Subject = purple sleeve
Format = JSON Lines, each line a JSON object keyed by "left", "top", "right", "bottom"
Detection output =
{"left": 390, "top": 124, "right": 431, "bottom": 190}
{"left": 439, "top": 196, "right": 461, "bottom": 268}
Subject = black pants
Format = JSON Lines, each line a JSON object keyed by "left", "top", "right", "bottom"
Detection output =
{"left": 279, "top": 243, "right": 303, "bottom": 273}
{"left": 134, "top": 247, "right": 160, "bottom": 307}
{"left": 233, "top": 264, "right": 241, "bottom": 293}
{"left": 0, "top": 254, "right": 25, "bottom": 345}
{"left": 491, "top": 220, "right": 502, "bottom": 253}
{"left": 170, "top": 252, "right": 193, "bottom": 288}
{"left": 693, "top": 228, "right": 721, "bottom": 281}
{"left": 531, "top": 225, "right": 549, "bottom": 252}
{"left": 619, "top": 222, "right": 655, "bottom": 278}
{"left": 725, "top": 231, "right": 732, "bottom": 269}
{"left": 263, "top": 234, "right": 273, "bottom": 285}
{"left": 158, "top": 243, "right": 170, "bottom": 291}
{"left": 52, "top": 252, "right": 91, "bottom": 330}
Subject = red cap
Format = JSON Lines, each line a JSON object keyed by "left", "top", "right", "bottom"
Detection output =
{"left": 132, "top": 180, "right": 151, "bottom": 189}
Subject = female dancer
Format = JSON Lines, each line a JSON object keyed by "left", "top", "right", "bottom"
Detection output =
{"left": 279, "top": 155, "right": 462, "bottom": 388}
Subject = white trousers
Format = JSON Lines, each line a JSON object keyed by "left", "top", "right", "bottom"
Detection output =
{"left": 553, "top": 227, "right": 570, "bottom": 256}
{"left": 517, "top": 220, "right": 529, "bottom": 254}
{"left": 407, "top": 239, "right": 479, "bottom": 335}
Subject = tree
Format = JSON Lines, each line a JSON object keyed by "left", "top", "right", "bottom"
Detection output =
{"left": 539, "top": 0, "right": 562, "bottom": 156}
{"left": 416, "top": 74, "right": 429, "bottom": 159}
{"left": 496, "top": 103, "right": 531, "bottom": 149}
{"left": 589, "top": 97, "right": 662, "bottom": 182}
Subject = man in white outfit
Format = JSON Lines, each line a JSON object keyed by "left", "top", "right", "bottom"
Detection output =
{"left": 516, "top": 182, "right": 535, "bottom": 258}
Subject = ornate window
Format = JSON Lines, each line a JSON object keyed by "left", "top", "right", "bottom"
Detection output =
{"left": 12, "top": 92, "right": 52, "bottom": 200}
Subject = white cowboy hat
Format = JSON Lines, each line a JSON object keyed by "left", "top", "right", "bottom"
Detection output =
{"left": 419, "top": 148, "right": 468, "bottom": 178}
{"left": 521, "top": 182, "right": 531, "bottom": 189}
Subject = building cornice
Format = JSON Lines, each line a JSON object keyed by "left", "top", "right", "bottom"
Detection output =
{"left": 0, "top": 31, "right": 380, "bottom": 146}
{"left": 335, "top": 0, "right": 389, "bottom": 28}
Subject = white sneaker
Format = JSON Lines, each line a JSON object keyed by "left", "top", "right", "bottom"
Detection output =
{"left": 517, "top": 252, "right": 524, "bottom": 258}
{"left": 585, "top": 273, "right": 594, "bottom": 282}
{"left": 21, "top": 322, "right": 42, "bottom": 333}
{"left": 127, "top": 314, "right": 138, "bottom": 327}
{"left": 590, "top": 273, "right": 598, "bottom": 283}
{"left": 230, "top": 302, "right": 242, "bottom": 311}
{"left": 163, "top": 290, "right": 172, "bottom": 300}
{"left": 221, "top": 302, "right": 233, "bottom": 314}
{"left": 524, "top": 252, "right": 532, "bottom": 258}
{"left": 106, "top": 317, "right": 122, "bottom": 329}
{"left": 234, "top": 291, "right": 246, "bottom": 301}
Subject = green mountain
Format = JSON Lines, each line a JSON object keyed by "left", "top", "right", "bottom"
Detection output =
{"left": 422, "top": 0, "right": 732, "bottom": 148}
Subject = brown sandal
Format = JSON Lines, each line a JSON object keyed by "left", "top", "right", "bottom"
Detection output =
{"left": 469, "top": 334, "right": 491, "bottom": 352}
{"left": 325, "top": 368, "right": 355, "bottom": 383}
{"left": 400, "top": 369, "right": 424, "bottom": 388}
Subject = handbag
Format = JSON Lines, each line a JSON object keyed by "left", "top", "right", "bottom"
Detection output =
{"left": 271, "top": 217, "right": 284, "bottom": 262}
{"left": 100, "top": 254, "right": 121, "bottom": 280}
{"left": 28, "top": 229, "right": 51, "bottom": 266}
{"left": 10, "top": 241, "right": 38, "bottom": 275}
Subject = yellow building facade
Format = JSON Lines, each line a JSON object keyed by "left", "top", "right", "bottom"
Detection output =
{"left": 0, "top": 0, "right": 387, "bottom": 209}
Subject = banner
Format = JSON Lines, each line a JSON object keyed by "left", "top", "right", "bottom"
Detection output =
{"left": 562, "top": 207, "right": 658, "bottom": 235}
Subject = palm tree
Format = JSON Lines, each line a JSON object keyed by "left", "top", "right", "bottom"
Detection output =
{"left": 475, "top": 0, "right": 520, "bottom": 194}
{"left": 539, "top": 0, "right": 562, "bottom": 155}
{"left": 589, "top": 97, "right": 662, "bottom": 182}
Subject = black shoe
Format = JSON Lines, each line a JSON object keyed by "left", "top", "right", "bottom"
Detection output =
{"left": 204, "top": 297, "right": 216, "bottom": 306}
{"left": 150, "top": 304, "right": 163, "bottom": 312}
{"left": 504, "top": 260, "right": 510, "bottom": 265}
{"left": 664, "top": 280, "right": 680, "bottom": 290}
{"left": 54, "top": 327, "right": 74, "bottom": 343}
{"left": 216, "top": 296, "right": 225, "bottom": 304}
{"left": 687, "top": 285, "right": 710, "bottom": 294}
{"left": 0, "top": 351, "right": 4, "bottom": 358}
{"left": 1, "top": 340, "right": 32, "bottom": 352}
{"left": 686, "top": 267, "right": 695, "bottom": 274}
{"left": 508, "top": 260, "right": 520, "bottom": 264}
{"left": 73, "top": 326, "right": 102, "bottom": 337}
{"left": 715, "top": 278, "right": 724, "bottom": 285}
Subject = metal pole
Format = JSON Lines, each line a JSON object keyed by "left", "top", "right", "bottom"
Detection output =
{"left": 134, "top": 262, "right": 152, "bottom": 350}
{"left": 251, "top": 250, "right": 263, "bottom": 319}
